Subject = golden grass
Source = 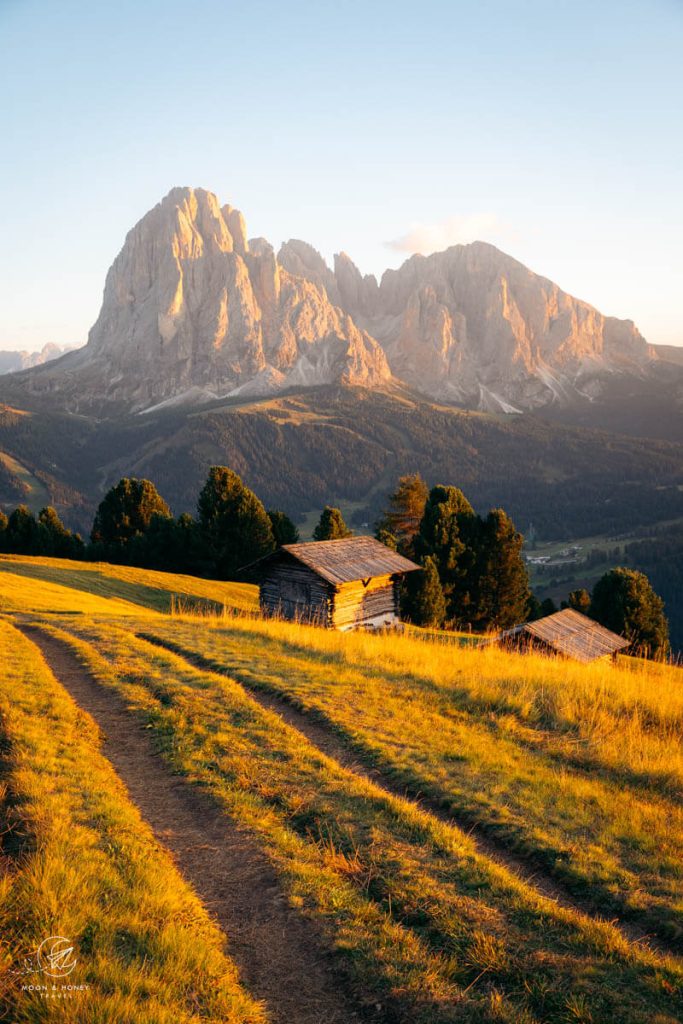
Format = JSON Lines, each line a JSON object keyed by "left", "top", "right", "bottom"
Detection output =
{"left": 32, "top": 617, "right": 683, "bottom": 1023}
{"left": 0, "top": 620, "right": 265, "bottom": 1024}
{"left": 4, "top": 557, "right": 683, "bottom": 1020}
{"left": 191, "top": 613, "right": 683, "bottom": 779}
{"left": 0, "top": 554, "right": 258, "bottom": 615}
{"left": 140, "top": 613, "right": 683, "bottom": 947}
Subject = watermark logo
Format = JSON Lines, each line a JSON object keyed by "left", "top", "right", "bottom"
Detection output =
{"left": 36, "top": 936, "right": 78, "bottom": 978}
{"left": 10, "top": 935, "right": 89, "bottom": 1001}
{"left": 12, "top": 935, "right": 76, "bottom": 979}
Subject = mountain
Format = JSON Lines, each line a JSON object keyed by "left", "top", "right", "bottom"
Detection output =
{"left": 650, "top": 343, "right": 683, "bottom": 366}
{"left": 3, "top": 186, "right": 679, "bottom": 419}
{"left": 7, "top": 188, "right": 389, "bottom": 414}
{"left": 279, "top": 236, "right": 661, "bottom": 412}
{"left": 330, "top": 242, "right": 654, "bottom": 413}
{"left": 0, "top": 343, "right": 75, "bottom": 375}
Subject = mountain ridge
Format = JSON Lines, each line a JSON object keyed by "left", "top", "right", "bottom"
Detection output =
{"left": 2, "top": 186, "right": 679, "bottom": 418}
{"left": 0, "top": 342, "right": 76, "bottom": 375}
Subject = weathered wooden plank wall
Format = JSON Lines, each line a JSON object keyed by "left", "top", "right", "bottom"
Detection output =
{"left": 260, "top": 561, "right": 405, "bottom": 631}
{"left": 260, "top": 561, "right": 333, "bottom": 624}
{"left": 331, "top": 574, "right": 399, "bottom": 629}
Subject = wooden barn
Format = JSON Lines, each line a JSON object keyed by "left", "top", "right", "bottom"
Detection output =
{"left": 247, "top": 536, "right": 420, "bottom": 630}
{"left": 499, "top": 608, "right": 630, "bottom": 664}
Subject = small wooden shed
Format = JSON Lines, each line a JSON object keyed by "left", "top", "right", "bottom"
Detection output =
{"left": 499, "top": 608, "right": 630, "bottom": 664}
{"left": 247, "top": 536, "right": 420, "bottom": 630}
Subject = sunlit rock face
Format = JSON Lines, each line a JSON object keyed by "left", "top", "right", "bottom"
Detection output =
{"left": 10, "top": 187, "right": 659, "bottom": 414}
{"left": 328, "top": 242, "right": 651, "bottom": 412}
{"left": 80, "top": 187, "right": 391, "bottom": 410}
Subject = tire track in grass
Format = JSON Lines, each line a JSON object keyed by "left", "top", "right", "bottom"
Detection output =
{"left": 17, "top": 624, "right": 371, "bottom": 1024}
{"left": 137, "top": 629, "right": 681, "bottom": 962}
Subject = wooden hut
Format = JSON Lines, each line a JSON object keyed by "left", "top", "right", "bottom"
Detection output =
{"left": 246, "top": 536, "right": 420, "bottom": 630}
{"left": 499, "top": 608, "right": 630, "bottom": 664}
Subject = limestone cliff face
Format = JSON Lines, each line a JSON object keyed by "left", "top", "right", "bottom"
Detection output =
{"left": 329, "top": 242, "right": 651, "bottom": 411}
{"left": 81, "top": 187, "right": 390, "bottom": 410}
{"left": 10, "top": 187, "right": 664, "bottom": 414}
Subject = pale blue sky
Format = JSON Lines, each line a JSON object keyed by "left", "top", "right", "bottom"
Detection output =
{"left": 1, "top": 0, "right": 681, "bottom": 351}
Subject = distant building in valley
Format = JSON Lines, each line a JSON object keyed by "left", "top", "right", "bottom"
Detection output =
{"left": 499, "top": 608, "right": 630, "bottom": 664}
{"left": 245, "top": 536, "right": 420, "bottom": 631}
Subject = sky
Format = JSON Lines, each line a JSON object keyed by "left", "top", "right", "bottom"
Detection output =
{"left": 0, "top": 0, "right": 682, "bottom": 352}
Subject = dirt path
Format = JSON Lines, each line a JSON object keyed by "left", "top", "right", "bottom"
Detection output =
{"left": 137, "top": 631, "right": 679, "bottom": 961}
{"left": 18, "top": 625, "right": 371, "bottom": 1024}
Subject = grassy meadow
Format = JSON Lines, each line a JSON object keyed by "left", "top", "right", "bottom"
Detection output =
{"left": 0, "top": 619, "right": 265, "bottom": 1024}
{"left": 145, "top": 615, "right": 683, "bottom": 945}
{"left": 0, "top": 553, "right": 258, "bottom": 615}
{"left": 1, "top": 553, "right": 682, "bottom": 1022}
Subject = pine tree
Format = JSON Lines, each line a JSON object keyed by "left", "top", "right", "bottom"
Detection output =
{"left": 406, "top": 555, "right": 446, "bottom": 627}
{"left": 197, "top": 466, "right": 275, "bottom": 578}
{"left": 376, "top": 526, "right": 398, "bottom": 551}
{"left": 414, "top": 485, "right": 477, "bottom": 624}
{"left": 313, "top": 506, "right": 352, "bottom": 541}
{"left": 6, "top": 505, "right": 40, "bottom": 554}
{"left": 527, "top": 593, "right": 557, "bottom": 620}
{"left": 590, "top": 567, "right": 669, "bottom": 659}
{"left": 472, "top": 508, "right": 530, "bottom": 631}
{"left": 38, "top": 506, "right": 84, "bottom": 558}
{"left": 376, "top": 474, "right": 428, "bottom": 558}
{"left": 128, "top": 513, "right": 185, "bottom": 571}
{"left": 268, "top": 510, "right": 300, "bottom": 546}
{"left": 0, "top": 510, "right": 7, "bottom": 552}
{"left": 91, "top": 478, "right": 171, "bottom": 547}
{"left": 568, "top": 588, "right": 591, "bottom": 615}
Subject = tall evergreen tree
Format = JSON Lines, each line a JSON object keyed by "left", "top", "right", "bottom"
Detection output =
{"left": 568, "top": 588, "right": 591, "bottom": 615}
{"left": 91, "top": 478, "right": 171, "bottom": 547}
{"left": 6, "top": 505, "right": 40, "bottom": 554}
{"left": 376, "top": 526, "right": 398, "bottom": 551}
{"left": 197, "top": 466, "right": 275, "bottom": 578}
{"left": 405, "top": 555, "right": 447, "bottom": 627}
{"left": 414, "top": 485, "right": 477, "bottom": 624}
{"left": 313, "top": 506, "right": 352, "bottom": 541}
{"left": 38, "top": 506, "right": 84, "bottom": 558}
{"left": 268, "top": 510, "right": 300, "bottom": 546}
{"left": 376, "top": 474, "right": 428, "bottom": 558}
{"left": 127, "top": 513, "right": 191, "bottom": 572}
{"left": 590, "top": 567, "right": 669, "bottom": 659}
{"left": 472, "top": 508, "right": 529, "bottom": 631}
{"left": 0, "top": 510, "right": 7, "bottom": 552}
{"left": 528, "top": 595, "right": 559, "bottom": 620}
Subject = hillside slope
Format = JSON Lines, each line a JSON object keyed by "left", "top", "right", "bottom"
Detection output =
{"left": 1, "top": 556, "right": 682, "bottom": 1021}
{"left": 1, "top": 387, "right": 681, "bottom": 542}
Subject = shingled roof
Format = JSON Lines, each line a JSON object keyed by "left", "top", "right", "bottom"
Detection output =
{"left": 247, "top": 536, "right": 420, "bottom": 586}
{"left": 505, "top": 608, "right": 630, "bottom": 664}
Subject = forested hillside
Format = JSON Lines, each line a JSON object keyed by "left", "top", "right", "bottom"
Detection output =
{"left": 1, "top": 388, "right": 681, "bottom": 544}
{"left": 624, "top": 524, "right": 683, "bottom": 658}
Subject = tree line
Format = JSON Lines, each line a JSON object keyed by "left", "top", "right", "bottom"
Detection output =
{"left": 0, "top": 466, "right": 669, "bottom": 657}
{"left": 0, "top": 469, "right": 302, "bottom": 575}
{"left": 374, "top": 473, "right": 668, "bottom": 657}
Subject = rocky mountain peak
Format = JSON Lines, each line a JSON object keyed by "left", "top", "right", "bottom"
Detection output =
{"left": 5, "top": 188, "right": 669, "bottom": 415}
{"left": 69, "top": 189, "right": 391, "bottom": 410}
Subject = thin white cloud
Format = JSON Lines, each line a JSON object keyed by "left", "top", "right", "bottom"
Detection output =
{"left": 386, "top": 213, "right": 514, "bottom": 255}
